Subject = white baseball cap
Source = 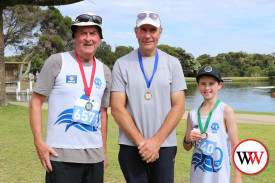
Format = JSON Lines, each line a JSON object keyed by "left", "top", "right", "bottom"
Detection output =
{"left": 71, "top": 13, "right": 103, "bottom": 39}
{"left": 136, "top": 11, "right": 161, "bottom": 28}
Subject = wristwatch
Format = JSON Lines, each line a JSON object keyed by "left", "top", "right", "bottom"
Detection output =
{"left": 183, "top": 136, "right": 191, "bottom": 144}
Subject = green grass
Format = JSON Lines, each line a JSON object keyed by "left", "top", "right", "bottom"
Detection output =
{"left": 0, "top": 104, "right": 274, "bottom": 182}
{"left": 234, "top": 111, "right": 275, "bottom": 116}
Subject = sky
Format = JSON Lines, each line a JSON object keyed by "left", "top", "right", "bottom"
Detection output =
{"left": 5, "top": 0, "right": 275, "bottom": 58}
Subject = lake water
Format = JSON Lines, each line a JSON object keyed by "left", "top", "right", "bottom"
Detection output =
{"left": 185, "top": 81, "right": 275, "bottom": 113}
{"left": 7, "top": 81, "right": 275, "bottom": 113}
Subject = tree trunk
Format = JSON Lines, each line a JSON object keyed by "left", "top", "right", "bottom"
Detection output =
{"left": 0, "top": 6, "right": 8, "bottom": 106}
{"left": 19, "top": 49, "right": 38, "bottom": 81}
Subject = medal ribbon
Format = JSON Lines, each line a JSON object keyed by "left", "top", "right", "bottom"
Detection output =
{"left": 75, "top": 50, "right": 96, "bottom": 100}
{"left": 138, "top": 49, "right": 159, "bottom": 88}
{"left": 197, "top": 100, "right": 220, "bottom": 132}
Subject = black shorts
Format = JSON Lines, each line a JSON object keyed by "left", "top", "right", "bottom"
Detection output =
{"left": 118, "top": 145, "right": 177, "bottom": 183}
{"left": 46, "top": 161, "right": 104, "bottom": 183}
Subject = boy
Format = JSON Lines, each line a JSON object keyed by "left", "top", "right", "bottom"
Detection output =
{"left": 183, "top": 66, "right": 242, "bottom": 183}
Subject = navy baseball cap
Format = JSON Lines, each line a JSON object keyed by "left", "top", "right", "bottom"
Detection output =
{"left": 196, "top": 66, "right": 223, "bottom": 83}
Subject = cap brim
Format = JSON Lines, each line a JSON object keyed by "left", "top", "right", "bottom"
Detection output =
{"left": 71, "top": 23, "right": 103, "bottom": 39}
{"left": 136, "top": 18, "right": 160, "bottom": 28}
{"left": 71, "top": 22, "right": 101, "bottom": 28}
{"left": 196, "top": 73, "right": 222, "bottom": 82}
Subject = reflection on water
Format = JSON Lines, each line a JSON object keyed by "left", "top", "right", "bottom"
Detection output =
{"left": 6, "top": 92, "right": 32, "bottom": 101}
{"left": 185, "top": 81, "right": 275, "bottom": 113}
{"left": 7, "top": 81, "right": 275, "bottom": 112}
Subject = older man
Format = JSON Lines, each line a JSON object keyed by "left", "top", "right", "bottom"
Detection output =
{"left": 111, "top": 11, "right": 187, "bottom": 183}
{"left": 29, "top": 12, "right": 111, "bottom": 183}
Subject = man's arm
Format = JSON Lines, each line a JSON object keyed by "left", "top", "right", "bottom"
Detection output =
{"left": 139, "top": 90, "right": 185, "bottom": 163}
{"left": 29, "top": 92, "right": 58, "bottom": 173}
{"left": 111, "top": 91, "right": 146, "bottom": 147}
{"left": 101, "top": 107, "right": 108, "bottom": 171}
{"left": 224, "top": 105, "right": 242, "bottom": 183}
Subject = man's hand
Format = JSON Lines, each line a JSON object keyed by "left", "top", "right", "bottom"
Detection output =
{"left": 35, "top": 141, "right": 58, "bottom": 173}
{"left": 138, "top": 138, "right": 161, "bottom": 163}
{"left": 104, "top": 156, "right": 109, "bottom": 171}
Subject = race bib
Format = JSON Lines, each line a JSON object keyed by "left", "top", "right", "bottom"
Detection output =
{"left": 192, "top": 129, "right": 218, "bottom": 156}
{"left": 72, "top": 98, "right": 100, "bottom": 127}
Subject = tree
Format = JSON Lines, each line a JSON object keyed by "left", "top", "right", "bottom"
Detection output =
{"left": 27, "top": 6, "right": 75, "bottom": 74}
{"left": 4, "top": 5, "right": 43, "bottom": 81}
{"left": 158, "top": 44, "right": 199, "bottom": 77}
{"left": 95, "top": 41, "right": 116, "bottom": 68}
{"left": 0, "top": 0, "right": 82, "bottom": 106}
{"left": 245, "top": 66, "right": 263, "bottom": 77}
{"left": 196, "top": 54, "right": 213, "bottom": 67}
{"left": 3, "top": 6, "right": 42, "bottom": 50}
{"left": 0, "top": 6, "right": 6, "bottom": 105}
{"left": 174, "top": 47, "right": 199, "bottom": 77}
{"left": 115, "top": 46, "right": 134, "bottom": 59}
{"left": 4, "top": 6, "right": 75, "bottom": 81}
{"left": 267, "top": 61, "right": 275, "bottom": 81}
{"left": 157, "top": 45, "right": 179, "bottom": 57}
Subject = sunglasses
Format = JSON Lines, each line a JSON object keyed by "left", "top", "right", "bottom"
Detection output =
{"left": 137, "top": 13, "right": 159, "bottom": 20}
{"left": 75, "top": 14, "right": 102, "bottom": 25}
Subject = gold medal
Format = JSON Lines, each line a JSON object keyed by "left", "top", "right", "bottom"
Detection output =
{"left": 201, "top": 131, "right": 208, "bottom": 140}
{"left": 145, "top": 91, "right": 152, "bottom": 100}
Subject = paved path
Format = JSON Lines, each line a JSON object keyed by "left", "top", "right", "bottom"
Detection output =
{"left": 9, "top": 102, "right": 275, "bottom": 125}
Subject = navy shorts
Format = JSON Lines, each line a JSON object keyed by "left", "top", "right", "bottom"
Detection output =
{"left": 119, "top": 145, "right": 177, "bottom": 183}
{"left": 46, "top": 161, "right": 104, "bottom": 183}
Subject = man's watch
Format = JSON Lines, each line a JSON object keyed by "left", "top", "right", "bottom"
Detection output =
{"left": 183, "top": 136, "right": 191, "bottom": 144}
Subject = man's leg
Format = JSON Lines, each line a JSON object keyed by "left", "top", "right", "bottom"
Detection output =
{"left": 150, "top": 146, "right": 177, "bottom": 183}
{"left": 84, "top": 161, "right": 104, "bottom": 183}
{"left": 119, "top": 145, "right": 149, "bottom": 183}
{"left": 46, "top": 161, "right": 84, "bottom": 183}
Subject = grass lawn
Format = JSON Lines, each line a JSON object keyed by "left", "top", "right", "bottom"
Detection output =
{"left": 0, "top": 104, "right": 274, "bottom": 182}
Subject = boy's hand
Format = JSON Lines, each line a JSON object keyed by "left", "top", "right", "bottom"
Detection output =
{"left": 186, "top": 129, "right": 202, "bottom": 142}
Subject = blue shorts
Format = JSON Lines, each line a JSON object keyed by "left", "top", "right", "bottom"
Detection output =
{"left": 119, "top": 145, "right": 177, "bottom": 183}
{"left": 46, "top": 161, "right": 104, "bottom": 183}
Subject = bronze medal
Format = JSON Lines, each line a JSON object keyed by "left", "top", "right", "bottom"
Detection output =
{"left": 201, "top": 131, "right": 208, "bottom": 140}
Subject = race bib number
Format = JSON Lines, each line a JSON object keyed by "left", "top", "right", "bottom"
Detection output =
{"left": 194, "top": 140, "right": 217, "bottom": 156}
{"left": 192, "top": 128, "right": 218, "bottom": 156}
{"left": 72, "top": 98, "right": 100, "bottom": 127}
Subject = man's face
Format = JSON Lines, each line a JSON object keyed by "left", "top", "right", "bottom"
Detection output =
{"left": 135, "top": 24, "right": 162, "bottom": 56}
{"left": 74, "top": 26, "right": 101, "bottom": 60}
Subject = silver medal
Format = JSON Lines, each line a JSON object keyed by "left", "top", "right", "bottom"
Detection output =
{"left": 85, "top": 101, "right": 93, "bottom": 111}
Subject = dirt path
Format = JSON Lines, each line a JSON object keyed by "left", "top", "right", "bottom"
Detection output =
{"left": 9, "top": 102, "right": 275, "bottom": 125}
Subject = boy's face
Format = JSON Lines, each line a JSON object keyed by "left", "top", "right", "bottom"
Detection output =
{"left": 197, "top": 75, "right": 223, "bottom": 100}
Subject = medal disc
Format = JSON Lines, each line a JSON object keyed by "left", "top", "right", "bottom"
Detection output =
{"left": 145, "top": 91, "right": 152, "bottom": 100}
{"left": 85, "top": 101, "right": 93, "bottom": 111}
{"left": 201, "top": 132, "right": 208, "bottom": 140}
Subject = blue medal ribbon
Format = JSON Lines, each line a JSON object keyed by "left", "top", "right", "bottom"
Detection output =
{"left": 138, "top": 49, "right": 159, "bottom": 88}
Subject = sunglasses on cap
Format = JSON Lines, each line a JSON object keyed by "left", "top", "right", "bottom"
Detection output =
{"left": 75, "top": 14, "right": 102, "bottom": 25}
{"left": 137, "top": 12, "right": 159, "bottom": 20}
